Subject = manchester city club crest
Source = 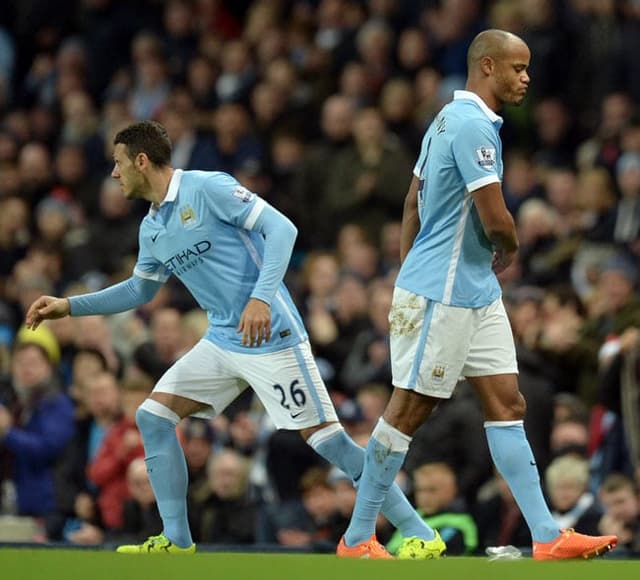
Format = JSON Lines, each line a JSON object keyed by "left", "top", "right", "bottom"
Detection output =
{"left": 179, "top": 204, "right": 198, "bottom": 229}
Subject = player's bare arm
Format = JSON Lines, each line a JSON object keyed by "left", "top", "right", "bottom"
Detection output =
{"left": 400, "top": 176, "right": 421, "bottom": 264}
{"left": 25, "top": 296, "right": 70, "bottom": 330}
{"left": 237, "top": 297, "right": 272, "bottom": 347}
{"left": 472, "top": 181, "right": 518, "bottom": 273}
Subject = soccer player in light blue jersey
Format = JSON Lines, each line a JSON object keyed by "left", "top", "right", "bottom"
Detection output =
{"left": 338, "top": 29, "right": 618, "bottom": 560}
{"left": 26, "top": 120, "right": 438, "bottom": 555}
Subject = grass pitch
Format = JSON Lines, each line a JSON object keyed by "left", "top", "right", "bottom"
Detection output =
{"left": 1, "top": 550, "right": 638, "bottom": 580}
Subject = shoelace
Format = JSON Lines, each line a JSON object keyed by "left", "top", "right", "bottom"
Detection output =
{"left": 368, "top": 540, "right": 389, "bottom": 556}
{"left": 143, "top": 534, "right": 165, "bottom": 550}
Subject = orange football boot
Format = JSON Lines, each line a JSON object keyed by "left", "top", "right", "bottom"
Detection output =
{"left": 533, "top": 528, "right": 617, "bottom": 561}
{"left": 337, "top": 535, "right": 394, "bottom": 559}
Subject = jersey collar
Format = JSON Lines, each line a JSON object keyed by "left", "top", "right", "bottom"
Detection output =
{"left": 453, "top": 90, "right": 503, "bottom": 124}
{"left": 161, "top": 168, "right": 183, "bottom": 205}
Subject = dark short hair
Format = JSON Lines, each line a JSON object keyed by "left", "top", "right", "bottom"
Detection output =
{"left": 73, "top": 348, "right": 108, "bottom": 372}
{"left": 114, "top": 121, "right": 172, "bottom": 166}
{"left": 600, "top": 473, "right": 638, "bottom": 495}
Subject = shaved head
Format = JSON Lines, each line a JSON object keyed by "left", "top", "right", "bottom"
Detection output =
{"left": 467, "top": 29, "right": 526, "bottom": 71}
{"left": 464, "top": 28, "right": 531, "bottom": 110}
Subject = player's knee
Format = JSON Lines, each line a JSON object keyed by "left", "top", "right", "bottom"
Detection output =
{"left": 506, "top": 392, "right": 526, "bottom": 420}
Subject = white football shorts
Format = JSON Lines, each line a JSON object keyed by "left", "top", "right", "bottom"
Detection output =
{"left": 389, "top": 287, "right": 518, "bottom": 398}
{"left": 153, "top": 338, "right": 338, "bottom": 430}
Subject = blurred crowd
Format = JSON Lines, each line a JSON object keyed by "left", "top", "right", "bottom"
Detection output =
{"left": 1, "top": 0, "right": 640, "bottom": 556}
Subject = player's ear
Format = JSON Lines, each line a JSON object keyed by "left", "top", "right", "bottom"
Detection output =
{"left": 136, "top": 152, "right": 148, "bottom": 170}
{"left": 480, "top": 56, "right": 494, "bottom": 77}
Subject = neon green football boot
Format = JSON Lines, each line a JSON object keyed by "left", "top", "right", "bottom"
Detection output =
{"left": 396, "top": 531, "right": 446, "bottom": 560}
{"left": 116, "top": 533, "right": 196, "bottom": 555}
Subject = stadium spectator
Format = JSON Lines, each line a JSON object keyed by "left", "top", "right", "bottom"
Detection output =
{"left": 546, "top": 455, "right": 602, "bottom": 536}
{"left": 598, "top": 473, "right": 640, "bottom": 557}
{"left": 115, "top": 457, "right": 162, "bottom": 545}
{"left": 258, "top": 466, "right": 341, "bottom": 550}
{"left": 550, "top": 418, "right": 590, "bottom": 461}
{"left": 0, "top": 336, "right": 74, "bottom": 522}
{"left": 474, "top": 470, "right": 530, "bottom": 552}
{"left": 87, "top": 176, "right": 141, "bottom": 277}
{"left": 340, "top": 280, "right": 393, "bottom": 393}
{"left": 50, "top": 364, "right": 119, "bottom": 541}
{"left": 86, "top": 376, "right": 147, "bottom": 531}
{"left": 192, "top": 448, "right": 256, "bottom": 545}
{"left": 386, "top": 462, "right": 478, "bottom": 556}
{"left": 182, "top": 417, "right": 215, "bottom": 505}
{"left": 325, "top": 107, "right": 412, "bottom": 243}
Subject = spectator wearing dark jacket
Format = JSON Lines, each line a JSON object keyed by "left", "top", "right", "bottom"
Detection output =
{"left": 50, "top": 366, "right": 121, "bottom": 541}
{"left": 0, "top": 337, "right": 75, "bottom": 518}
{"left": 192, "top": 448, "right": 257, "bottom": 544}
{"left": 115, "top": 457, "right": 163, "bottom": 544}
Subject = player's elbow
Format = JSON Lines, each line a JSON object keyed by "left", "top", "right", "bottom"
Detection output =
{"left": 285, "top": 219, "right": 298, "bottom": 241}
{"left": 483, "top": 214, "right": 517, "bottom": 246}
{"left": 404, "top": 187, "right": 417, "bottom": 210}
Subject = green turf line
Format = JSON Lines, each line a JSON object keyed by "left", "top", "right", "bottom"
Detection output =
{"left": 0, "top": 550, "right": 638, "bottom": 580}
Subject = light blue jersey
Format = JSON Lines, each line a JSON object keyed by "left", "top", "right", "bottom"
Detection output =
{"left": 396, "top": 90, "right": 504, "bottom": 307}
{"left": 134, "top": 169, "right": 307, "bottom": 353}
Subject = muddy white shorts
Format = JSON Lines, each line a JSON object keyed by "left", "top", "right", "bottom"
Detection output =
{"left": 389, "top": 287, "right": 518, "bottom": 398}
{"left": 153, "top": 339, "right": 338, "bottom": 429}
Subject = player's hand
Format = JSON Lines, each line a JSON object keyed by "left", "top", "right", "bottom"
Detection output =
{"left": 598, "top": 514, "right": 631, "bottom": 543}
{"left": 237, "top": 298, "right": 272, "bottom": 347}
{"left": 492, "top": 248, "right": 517, "bottom": 274}
{"left": 25, "top": 295, "right": 70, "bottom": 330}
{"left": 0, "top": 405, "right": 13, "bottom": 437}
{"left": 74, "top": 492, "right": 96, "bottom": 520}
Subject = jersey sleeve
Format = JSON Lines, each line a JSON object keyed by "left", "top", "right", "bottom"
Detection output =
{"left": 133, "top": 228, "right": 171, "bottom": 283}
{"left": 451, "top": 119, "right": 501, "bottom": 192}
{"left": 202, "top": 172, "right": 266, "bottom": 230}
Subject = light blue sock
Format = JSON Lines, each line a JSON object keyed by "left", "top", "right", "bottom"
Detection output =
{"left": 136, "top": 401, "right": 193, "bottom": 548}
{"left": 309, "top": 424, "right": 435, "bottom": 542}
{"left": 339, "top": 419, "right": 412, "bottom": 546}
{"left": 485, "top": 421, "right": 559, "bottom": 543}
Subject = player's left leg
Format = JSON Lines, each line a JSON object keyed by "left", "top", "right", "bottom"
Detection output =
{"left": 466, "top": 298, "right": 617, "bottom": 559}
{"left": 471, "top": 373, "right": 617, "bottom": 559}
{"left": 470, "top": 373, "right": 560, "bottom": 542}
{"left": 234, "top": 340, "right": 440, "bottom": 558}
{"left": 116, "top": 395, "right": 206, "bottom": 554}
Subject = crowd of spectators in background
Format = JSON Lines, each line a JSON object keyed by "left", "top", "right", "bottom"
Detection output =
{"left": 1, "top": 0, "right": 640, "bottom": 556}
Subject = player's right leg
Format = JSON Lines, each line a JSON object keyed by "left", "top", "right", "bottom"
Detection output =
{"left": 338, "top": 388, "right": 438, "bottom": 554}
{"left": 118, "top": 339, "right": 247, "bottom": 554}
{"left": 337, "top": 290, "right": 471, "bottom": 557}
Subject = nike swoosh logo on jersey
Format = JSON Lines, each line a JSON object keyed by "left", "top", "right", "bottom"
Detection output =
{"left": 151, "top": 233, "right": 159, "bottom": 242}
